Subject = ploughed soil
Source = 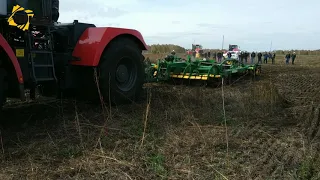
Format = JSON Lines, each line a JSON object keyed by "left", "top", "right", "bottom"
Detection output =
{"left": 0, "top": 55, "right": 319, "bottom": 179}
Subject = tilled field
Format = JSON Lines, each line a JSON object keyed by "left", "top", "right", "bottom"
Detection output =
{"left": 0, "top": 55, "right": 319, "bottom": 179}
{"left": 268, "top": 66, "right": 320, "bottom": 106}
{"left": 264, "top": 63, "right": 320, "bottom": 143}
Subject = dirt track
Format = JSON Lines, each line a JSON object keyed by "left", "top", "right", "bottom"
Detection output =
{"left": 0, "top": 55, "right": 319, "bottom": 179}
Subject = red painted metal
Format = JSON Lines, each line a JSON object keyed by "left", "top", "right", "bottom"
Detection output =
{"left": 0, "top": 33, "right": 24, "bottom": 83}
{"left": 70, "top": 27, "right": 148, "bottom": 66}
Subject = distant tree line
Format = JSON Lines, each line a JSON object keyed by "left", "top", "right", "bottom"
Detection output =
{"left": 145, "top": 44, "right": 186, "bottom": 54}
{"left": 273, "top": 50, "right": 320, "bottom": 55}
{"left": 144, "top": 44, "right": 320, "bottom": 56}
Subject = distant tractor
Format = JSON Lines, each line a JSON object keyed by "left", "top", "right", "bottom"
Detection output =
{"left": 223, "top": 44, "right": 241, "bottom": 59}
{"left": 0, "top": 0, "right": 148, "bottom": 110}
{"left": 191, "top": 44, "right": 205, "bottom": 58}
{"left": 228, "top": 44, "right": 239, "bottom": 51}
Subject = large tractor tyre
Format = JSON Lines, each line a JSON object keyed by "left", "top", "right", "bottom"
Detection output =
{"left": 98, "top": 37, "right": 144, "bottom": 105}
{"left": 0, "top": 68, "right": 7, "bottom": 110}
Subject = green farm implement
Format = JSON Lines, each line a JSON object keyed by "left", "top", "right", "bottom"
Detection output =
{"left": 144, "top": 54, "right": 261, "bottom": 85}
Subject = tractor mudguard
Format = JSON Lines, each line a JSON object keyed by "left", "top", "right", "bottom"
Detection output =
{"left": 70, "top": 27, "right": 148, "bottom": 66}
{"left": 0, "top": 33, "right": 25, "bottom": 100}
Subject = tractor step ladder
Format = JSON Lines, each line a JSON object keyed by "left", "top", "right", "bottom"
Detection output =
{"left": 27, "top": 24, "right": 57, "bottom": 83}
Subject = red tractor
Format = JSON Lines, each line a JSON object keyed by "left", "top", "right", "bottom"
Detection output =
{"left": 0, "top": 0, "right": 148, "bottom": 110}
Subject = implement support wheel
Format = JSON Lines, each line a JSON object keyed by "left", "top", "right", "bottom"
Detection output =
{"left": 253, "top": 67, "right": 261, "bottom": 80}
{"left": 98, "top": 37, "right": 144, "bottom": 105}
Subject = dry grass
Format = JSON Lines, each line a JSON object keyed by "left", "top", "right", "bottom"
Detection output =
{"left": 0, "top": 55, "right": 320, "bottom": 179}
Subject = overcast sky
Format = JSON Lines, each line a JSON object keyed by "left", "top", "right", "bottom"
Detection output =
{"left": 58, "top": 0, "right": 319, "bottom": 51}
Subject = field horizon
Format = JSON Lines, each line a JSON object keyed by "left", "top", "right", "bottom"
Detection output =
{"left": 144, "top": 44, "right": 320, "bottom": 56}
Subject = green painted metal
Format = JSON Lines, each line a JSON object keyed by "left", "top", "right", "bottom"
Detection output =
{"left": 144, "top": 55, "right": 261, "bottom": 83}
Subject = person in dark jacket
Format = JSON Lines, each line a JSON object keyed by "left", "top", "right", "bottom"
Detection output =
{"left": 52, "top": 0, "right": 59, "bottom": 22}
{"left": 217, "top": 52, "right": 223, "bottom": 62}
{"left": 271, "top": 52, "right": 276, "bottom": 64}
{"left": 246, "top": 51, "right": 249, "bottom": 63}
{"left": 263, "top": 52, "right": 268, "bottom": 63}
{"left": 257, "top": 52, "right": 262, "bottom": 64}
{"left": 227, "top": 52, "right": 232, "bottom": 58}
{"left": 250, "top": 51, "right": 256, "bottom": 64}
{"left": 213, "top": 52, "right": 217, "bottom": 59}
{"left": 291, "top": 52, "right": 296, "bottom": 64}
{"left": 243, "top": 51, "right": 247, "bottom": 63}
{"left": 240, "top": 51, "right": 244, "bottom": 63}
{"left": 285, "top": 53, "right": 291, "bottom": 64}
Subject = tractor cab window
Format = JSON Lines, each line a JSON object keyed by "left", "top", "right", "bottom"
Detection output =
{"left": 228, "top": 45, "right": 238, "bottom": 51}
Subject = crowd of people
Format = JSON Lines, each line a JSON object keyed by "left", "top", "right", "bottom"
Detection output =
{"left": 285, "top": 52, "right": 297, "bottom": 64}
{"left": 200, "top": 51, "right": 297, "bottom": 65}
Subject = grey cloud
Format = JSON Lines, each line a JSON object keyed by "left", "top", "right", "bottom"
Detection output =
{"left": 95, "top": 23, "right": 121, "bottom": 27}
{"left": 145, "top": 36, "right": 181, "bottom": 41}
{"left": 196, "top": 23, "right": 228, "bottom": 29}
{"left": 94, "top": 7, "right": 128, "bottom": 18}
{"left": 60, "top": 1, "right": 100, "bottom": 11}
{"left": 197, "top": 22, "right": 273, "bottom": 29}
{"left": 171, "top": 21, "right": 181, "bottom": 24}
{"left": 148, "top": 31, "right": 215, "bottom": 38}
{"left": 60, "top": 0, "right": 129, "bottom": 18}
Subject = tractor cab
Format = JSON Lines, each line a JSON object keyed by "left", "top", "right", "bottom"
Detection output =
{"left": 1, "top": 0, "right": 54, "bottom": 23}
{"left": 0, "top": 0, "right": 58, "bottom": 99}
{"left": 228, "top": 44, "right": 239, "bottom": 51}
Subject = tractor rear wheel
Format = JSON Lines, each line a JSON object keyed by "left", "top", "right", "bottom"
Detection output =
{"left": 0, "top": 68, "right": 7, "bottom": 110}
{"left": 98, "top": 37, "right": 144, "bottom": 105}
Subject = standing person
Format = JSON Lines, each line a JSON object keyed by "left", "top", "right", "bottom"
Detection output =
{"left": 217, "top": 51, "right": 222, "bottom": 62}
{"left": 244, "top": 51, "right": 248, "bottom": 63}
{"left": 257, "top": 52, "right": 262, "bottom": 64}
{"left": 268, "top": 52, "right": 272, "bottom": 64}
{"left": 285, "top": 52, "right": 291, "bottom": 64}
{"left": 240, "top": 51, "right": 244, "bottom": 63}
{"left": 271, "top": 52, "right": 276, "bottom": 64}
{"left": 250, "top": 51, "right": 256, "bottom": 64}
{"left": 291, "top": 52, "right": 296, "bottom": 64}
{"left": 227, "top": 52, "right": 232, "bottom": 58}
{"left": 263, "top": 52, "right": 268, "bottom": 63}
{"left": 268, "top": 52, "right": 272, "bottom": 60}
{"left": 207, "top": 51, "right": 211, "bottom": 58}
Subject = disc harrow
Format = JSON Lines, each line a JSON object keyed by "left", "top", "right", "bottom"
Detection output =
{"left": 144, "top": 54, "right": 261, "bottom": 85}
